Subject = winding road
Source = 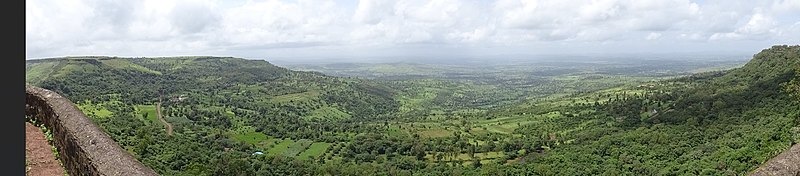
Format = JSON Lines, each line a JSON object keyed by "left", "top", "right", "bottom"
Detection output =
{"left": 156, "top": 101, "right": 173, "bottom": 136}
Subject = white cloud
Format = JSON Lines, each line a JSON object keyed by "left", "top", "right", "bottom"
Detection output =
{"left": 710, "top": 13, "right": 778, "bottom": 40}
{"left": 771, "top": 0, "right": 800, "bottom": 14}
{"left": 353, "top": 0, "right": 395, "bottom": 25}
{"left": 169, "top": 0, "right": 220, "bottom": 34}
{"left": 646, "top": 33, "right": 662, "bottom": 40}
{"left": 25, "top": 0, "right": 800, "bottom": 59}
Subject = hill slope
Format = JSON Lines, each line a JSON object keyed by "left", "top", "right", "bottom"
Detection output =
{"left": 26, "top": 56, "right": 399, "bottom": 120}
{"left": 503, "top": 45, "right": 800, "bottom": 175}
{"left": 26, "top": 56, "right": 405, "bottom": 175}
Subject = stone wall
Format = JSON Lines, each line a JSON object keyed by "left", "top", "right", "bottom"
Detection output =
{"left": 750, "top": 144, "right": 800, "bottom": 176}
{"left": 25, "top": 85, "right": 158, "bottom": 176}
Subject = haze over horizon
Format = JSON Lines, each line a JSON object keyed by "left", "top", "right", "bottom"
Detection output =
{"left": 26, "top": 0, "right": 800, "bottom": 60}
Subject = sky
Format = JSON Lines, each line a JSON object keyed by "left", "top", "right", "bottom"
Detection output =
{"left": 26, "top": 0, "right": 800, "bottom": 60}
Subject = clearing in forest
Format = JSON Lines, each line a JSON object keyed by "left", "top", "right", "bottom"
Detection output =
{"left": 232, "top": 126, "right": 270, "bottom": 146}
{"left": 282, "top": 139, "right": 314, "bottom": 157}
{"left": 267, "top": 139, "right": 295, "bottom": 156}
{"left": 135, "top": 102, "right": 174, "bottom": 136}
{"left": 297, "top": 142, "right": 332, "bottom": 160}
{"left": 77, "top": 100, "right": 113, "bottom": 118}
{"left": 136, "top": 105, "right": 158, "bottom": 123}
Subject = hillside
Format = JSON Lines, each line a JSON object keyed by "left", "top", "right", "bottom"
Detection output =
{"left": 501, "top": 45, "right": 800, "bottom": 175}
{"left": 25, "top": 56, "right": 408, "bottom": 175}
{"left": 26, "top": 56, "right": 398, "bottom": 120}
{"left": 23, "top": 45, "right": 800, "bottom": 175}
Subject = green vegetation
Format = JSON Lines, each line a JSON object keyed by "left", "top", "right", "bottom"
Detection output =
{"left": 99, "top": 59, "right": 163, "bottom": 75}
{"left": 135, "top": 105, "right": 158, "bottom": 123}
{"left": 416, "top": 128, "right": 453, "bottom": 138}
{"left": 266, "top": 139, "right": 294, "bottom": 156}
{"left": 305, "top": 106, "right": 351, "bottom": 121}
{"left": 297, "top": 142, "right": 332, "bottom": 160}
{"left": 231, "top": 127, "right": 269, "bottom": 146}
{"left": 77, "top": 100, "right": 114, "bottom": 118}
{"left": 282, "top": 139, "right": 314, "bottom": 157}
{"left": 25, "top": 61, "right": 58, "bottom": 85}
{"left": 24, "top": 45, "right": 800, "bottom": 175}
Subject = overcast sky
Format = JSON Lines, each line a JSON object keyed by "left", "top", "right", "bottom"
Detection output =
{"left": 26, "top": 0, "right": 800, "bottom": 60}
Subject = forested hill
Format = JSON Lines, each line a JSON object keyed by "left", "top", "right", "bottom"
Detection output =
{"left": 25, "top": 56, "right": 399, "bottom": 120}
{"left": 712, "top": 45, "right": 800, "bottom": 89}
{"left": 504, "top": 45, "right": 800, "bottom": 175}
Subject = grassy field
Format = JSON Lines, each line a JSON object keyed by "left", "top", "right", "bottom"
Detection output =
{"left": 231, "top": 126, "right": 270, "bottom": 146}
{"left": 485, "top": 125, "right": 516, "bottom": 134}
{"left": 99, "top": 59, "right": 162, "bottom": 75}
{"left": 135, "top": 105, "right": 158, "bottom": 124}
{"left": 297, "top": 142, "right": 331, "bottom": 160}
{"left": 282, "top": 139, "right": 314, "bottom": 157}
{"left": 304, "top": 106, "right": 351, "bottom": 121}
{"left": 386, "top": 125, "right": 408, "bottom": 137}
{"left": 267, "top": 139, "right": 295, "bottom": 156}
{"left": 272, "top": 91, "right": 320, "bottom": 103}
{"left": 25, "top": 61, "right": 58, "bottom": 84}
{"left": 77, "top": 101, "right": 113, "bottom": 118}
{"left": 424, "top": 151, "right": 504, "bottom": 161}
{"left": 257, "top": 138, "right": 281, "bottom": 150}
{"left": 416, "top": 128, "right": 453, "bottom": 138}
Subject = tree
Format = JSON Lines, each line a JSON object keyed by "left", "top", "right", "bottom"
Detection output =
{"left": 472, "top": 158, "right": 482, "bottom": 168}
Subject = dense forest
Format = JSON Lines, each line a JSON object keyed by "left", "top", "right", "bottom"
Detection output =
{"left": 25, "top": 45, "right": 800, "bottom": 175}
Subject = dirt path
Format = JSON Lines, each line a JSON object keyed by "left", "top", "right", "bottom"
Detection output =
{"left": 25, "top": 122, "right": 65, "bottom": 176}
{"left": 156, "top": 102, "right": 173, "bottom": 136}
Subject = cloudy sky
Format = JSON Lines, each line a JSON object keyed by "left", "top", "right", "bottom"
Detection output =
{"left": 26, "top": 0, "right": 800, "bottom": 60}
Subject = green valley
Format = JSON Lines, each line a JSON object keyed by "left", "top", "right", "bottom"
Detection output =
{"left": 24, "top": 45, "right": 800, "bottom": 175}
